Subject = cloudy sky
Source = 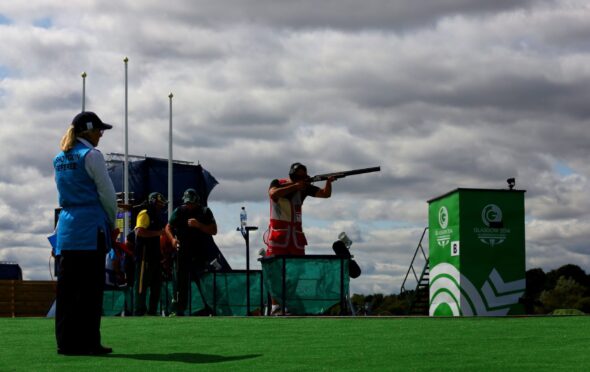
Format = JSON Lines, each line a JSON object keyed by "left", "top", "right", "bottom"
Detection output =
{"left": 1, "top": 0, "right": 589, "bottom": 294}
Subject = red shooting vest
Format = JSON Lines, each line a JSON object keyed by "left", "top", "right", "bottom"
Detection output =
{"left": 266, "top": 178, "right": 308, "bottom": 252}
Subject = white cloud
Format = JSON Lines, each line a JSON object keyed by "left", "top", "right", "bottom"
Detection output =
{"left": 0, "top": 0, "right": 589, "bottom": 295}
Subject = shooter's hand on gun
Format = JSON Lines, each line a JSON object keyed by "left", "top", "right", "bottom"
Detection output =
{"left": 324, "top": 175, "right": 337, "bottom": 184}
{"left": 289, "top": 175, "right": 336, "bottom": 188}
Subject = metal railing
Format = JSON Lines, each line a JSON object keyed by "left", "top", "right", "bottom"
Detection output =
{"left": 400, "top": 227, "right": 429, "bottom": 294}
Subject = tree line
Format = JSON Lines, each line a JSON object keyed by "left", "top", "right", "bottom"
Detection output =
{"left": 342, "top": 264, "right": 590, "bottom": 316}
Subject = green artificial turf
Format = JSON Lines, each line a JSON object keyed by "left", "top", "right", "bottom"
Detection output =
{"left": 1, "top": 316, "right": 589, "bottom": 371}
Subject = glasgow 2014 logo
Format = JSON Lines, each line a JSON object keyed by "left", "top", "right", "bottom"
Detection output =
{"left": 481, "top": 204, "right": 502, "bottom": 227}
{"left": 436, "top": 206, "right": 451, "bottom": 248}
{"left": 438, "top": 206, "right": 449, "bottom": 228}
{"left": 474, "top": 204, "right": 510, "bottom": 247}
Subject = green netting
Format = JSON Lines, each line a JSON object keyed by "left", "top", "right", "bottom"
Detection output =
{"left": 103, "top": 286, "right": 173, "bottom": 316}
{"left": 261, "top": 256, "right": 349, "bottom": 315}
{"left": 200, "top": 271, "right": 264, "bottom": 316}
{"left": 103, "top": 271, "right": 265, "bottom": 316}
{"left": 102, "top": 289, "right": 125, "bottom": 316}
{"left": 158, "top": 271, "right": 264, "bottom": 316}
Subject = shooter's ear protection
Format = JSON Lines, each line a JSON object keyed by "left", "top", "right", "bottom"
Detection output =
{"left": 289, "top": 162, "right": 307, "bottom": 180}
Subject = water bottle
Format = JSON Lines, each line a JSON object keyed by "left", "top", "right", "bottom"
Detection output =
{"left": 240, "top": 206, "right": 247, "bottom": 229}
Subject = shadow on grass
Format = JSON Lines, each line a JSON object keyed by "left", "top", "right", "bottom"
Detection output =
{"left": 104, "top": 352, "right": 262, "bottom": 364}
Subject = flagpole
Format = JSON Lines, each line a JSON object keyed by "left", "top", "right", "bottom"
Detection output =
{"left": 124, "top": 57, "right": 129, "bottom": 240}
{"left": 81, "top": 71, "right": 87, "bottom": 111}
{"left": 168, "top": 92, "right": 174, "bottom": 217}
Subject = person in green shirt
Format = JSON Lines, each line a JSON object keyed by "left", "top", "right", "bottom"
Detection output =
{"left": 165, "top": 188, "right": 217, "bottom": 316}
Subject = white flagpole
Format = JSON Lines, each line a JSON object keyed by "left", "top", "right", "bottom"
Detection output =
{"left": 81, "top": 71, "right": 87, "bottom": 111}
{"left": 168, "top": 92, "right": 174, "bottom": 217}
{"left": 124, "top": 57, "right": 129, "bottom": 240}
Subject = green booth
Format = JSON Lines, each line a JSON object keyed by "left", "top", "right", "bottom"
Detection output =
{"left": 261, "top": 255, "right": 350, "bottom": 315}
{"left": 428, "top": 188, "right": 526, "bottom": 316}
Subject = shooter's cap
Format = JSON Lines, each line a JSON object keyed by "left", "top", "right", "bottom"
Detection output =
{"left": 289, "top": 162, "right": 307, "bottom": 179}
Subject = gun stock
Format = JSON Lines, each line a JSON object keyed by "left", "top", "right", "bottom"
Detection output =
{"left": 309, "top": 166, "right": 381, "bottom": 183}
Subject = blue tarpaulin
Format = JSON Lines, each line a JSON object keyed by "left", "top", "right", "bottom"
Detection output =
{"left": 107, "top": 157, "right": 218, "bottom": 208}
{"left": 107, "top": 157, "right": 231, "bottom": 271}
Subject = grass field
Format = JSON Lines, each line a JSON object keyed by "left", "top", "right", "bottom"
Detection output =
{"left": 1, "top": 316, "right": 589, "bottom": 371}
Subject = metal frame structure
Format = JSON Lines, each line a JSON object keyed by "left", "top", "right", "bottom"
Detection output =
{"left": 400, "top": 227, "right": 430, "bottom": 314}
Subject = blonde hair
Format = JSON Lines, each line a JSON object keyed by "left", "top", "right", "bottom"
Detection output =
{"left": 60, "top": 126, "right": 78, "bottom": 152}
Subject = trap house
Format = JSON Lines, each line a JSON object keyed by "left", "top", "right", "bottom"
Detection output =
{"left": 427, "top": 188, "right": 526, "bottom": 316}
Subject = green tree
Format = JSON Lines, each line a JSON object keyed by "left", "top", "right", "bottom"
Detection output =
{"left": 539, "top": 276, "right": 587, "bottom": 313}
{"left": 576, "top": 297, "right": 590, "bottom": 313}
{"left": 521, "top": 268, "right": 546, "bottom": 314}
{"left": 375, "top": 294, "right": 408, "bottom": 315}
{"left": 350, "top": 294, "right": 368, "bottom": 315}
{"left": 546, "top": 264, "right": 589, "bottom": 290}
{"left": 364, "top": 294, "right": 384, "bottom": 315}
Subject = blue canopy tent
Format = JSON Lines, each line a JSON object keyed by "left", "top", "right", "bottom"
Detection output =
{"left": 107, "top": 156, "right": 231, "bottom": 271}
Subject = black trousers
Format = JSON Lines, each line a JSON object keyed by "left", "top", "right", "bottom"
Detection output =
{"left": 55, "top": 232, "right": 106, "bottom": 352}
{"left": 176, "top": 252, "right": 208, "bottom": 314}
{"left": 134, "top": 259, "right": 162, "bottom": 315}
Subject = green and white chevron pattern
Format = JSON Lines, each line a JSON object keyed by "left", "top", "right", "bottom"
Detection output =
{"left": 429, "top": 263, "right": 525, "bottom": 316}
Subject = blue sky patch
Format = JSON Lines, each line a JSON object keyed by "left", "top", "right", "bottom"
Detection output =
{"left": 0, "top": 14, "right": 13, "bottom": 25}
{"left": 0, "top": 65, "right": 11, "bottom": 79}
{"left": 33, "top": 17, "right": 53, "bottom": 29}
{"left": 553, "top": 161, "right": 575, "bottom": 177}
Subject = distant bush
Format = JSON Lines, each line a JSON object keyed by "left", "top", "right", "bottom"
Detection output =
{"left": 523, "top": 264, "right": 590, "bottom": 315}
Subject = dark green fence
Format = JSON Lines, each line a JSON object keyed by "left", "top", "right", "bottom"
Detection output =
{"left": 104, "top": 255, "right": 350, "bottom": 316}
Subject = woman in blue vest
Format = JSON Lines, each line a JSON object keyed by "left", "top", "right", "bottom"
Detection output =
{"left": 53, "top": 111, "right": 117, "bottom": 355}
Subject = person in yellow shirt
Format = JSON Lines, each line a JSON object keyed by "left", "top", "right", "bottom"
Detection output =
{"left": 134, "top": 192, "right": 167, "bottom": 316}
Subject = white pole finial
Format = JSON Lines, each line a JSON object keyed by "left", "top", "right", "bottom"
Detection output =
{"left": 81, "top": 71, "right": 87, "bottom": 111}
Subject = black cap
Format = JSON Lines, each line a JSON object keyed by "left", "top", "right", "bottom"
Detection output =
{"left": 182, "top": 188, "right": 200, "bottom": 204}
{"left": 72, "top": 111, "right": 113, "bottom": 133}
{"left": 289, "top": 162, "right": 307, "bottom": 177}
{"left": 148, "top": 192, "right": 168, "bottom": 205}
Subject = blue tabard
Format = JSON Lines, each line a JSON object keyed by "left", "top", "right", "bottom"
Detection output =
{"left": 53, "top": 142, "right": 111, "bottom": 254}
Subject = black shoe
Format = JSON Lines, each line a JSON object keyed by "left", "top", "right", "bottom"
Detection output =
{"left": 90, "top": 346, "right": 113, "bottom": 355}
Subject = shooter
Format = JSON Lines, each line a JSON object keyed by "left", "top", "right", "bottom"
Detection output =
{"left": 264, "top": 162, "right": 334, "bottom": 258}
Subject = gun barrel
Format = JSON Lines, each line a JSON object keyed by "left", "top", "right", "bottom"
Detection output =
{"left": 310, "top": 166, "right": 381, "bottom": 182}
{"left": 339, "top": 166, "right": 381, "bottom": 177}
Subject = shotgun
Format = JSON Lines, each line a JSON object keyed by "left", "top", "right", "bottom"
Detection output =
{"left": 308, "top": 166, "right": 381, "bottom": 183}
